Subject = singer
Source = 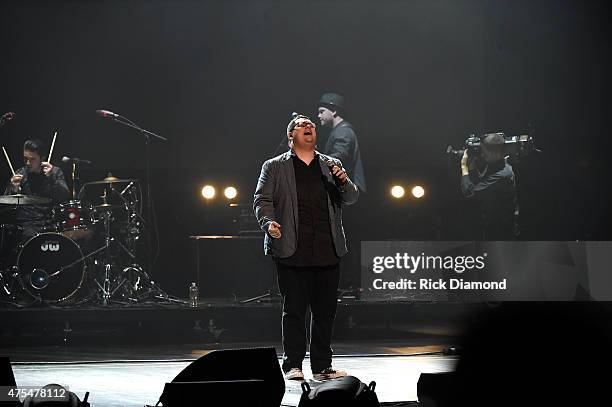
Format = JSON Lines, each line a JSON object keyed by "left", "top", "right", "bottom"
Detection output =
{"left": 253, "top": 115, "right": 358, "bottom": 381}
{"left": 3, "top": 139, "right": 69, "bottom": 241}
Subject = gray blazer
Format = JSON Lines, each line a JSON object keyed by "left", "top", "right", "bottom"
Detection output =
{"left": 253, "top": 150, "right": 359, "bottom": 259}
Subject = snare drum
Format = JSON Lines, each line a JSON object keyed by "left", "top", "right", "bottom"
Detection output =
{"left": 17, "top": 232, "right": 86, "bottom": 303}
{"left": 54, "top": 200, "right": 94, "bottom": 240}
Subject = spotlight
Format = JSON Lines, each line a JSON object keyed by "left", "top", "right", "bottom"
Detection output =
{"left": 224, "top": 186, "right": 238, "bottom": 200}
{"left": 390, "top": 185, "right": 405, "bottom": 199}
{"left": 201, "top": 185, "right": 216, "bottom": 200}
{"left": 411, "top": 185, "right": 426, "bottom": 199}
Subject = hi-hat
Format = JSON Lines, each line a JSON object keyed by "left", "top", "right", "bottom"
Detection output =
{"left": 85, "top": 177, "right": 136, "bottom": 186}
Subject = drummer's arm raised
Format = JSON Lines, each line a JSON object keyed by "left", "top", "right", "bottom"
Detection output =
{"left": 5, "top": 173, "right": 23, "bottom": 194}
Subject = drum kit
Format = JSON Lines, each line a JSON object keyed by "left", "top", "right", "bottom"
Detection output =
{"left": 0, "top": 175, "right": 162, "bottom": 306}
{"left": 1, "top": 112, "right": 174, "bottom": 307}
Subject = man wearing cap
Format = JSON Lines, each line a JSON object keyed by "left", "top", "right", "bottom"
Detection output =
{"left": 317, "top": 93, "right": 366, "bottom": 289}
{"left": 317, "top": 92, "right": 366, "bottom": 193}
{"left": 253, "top": 114, "right": 359, "bottom": 381}
{"left": 460, "top": 133, "right": 517, "bottom": 240}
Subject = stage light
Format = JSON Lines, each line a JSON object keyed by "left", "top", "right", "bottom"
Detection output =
{"left": 412, "top": 185, "right": 426, "bottom": 199}
{"left": 390, "top": 185, "right": 405, "bottom": 199}
{"left": 224, "top": 186, "right": 238, "bottom": 200}
{"left": 201, "top": 185, "right": 216, "bottom": 200}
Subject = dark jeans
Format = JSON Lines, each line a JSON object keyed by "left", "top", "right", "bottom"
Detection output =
{"left": 276, "top": 262, "right": 340, "bottom": 373}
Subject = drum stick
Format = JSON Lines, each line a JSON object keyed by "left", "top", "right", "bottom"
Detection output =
{"left": 2, "top": 146, "right": 15, "bottom": 176}
{"left": 48, "top": 131, "right": 57, "bottom": 163}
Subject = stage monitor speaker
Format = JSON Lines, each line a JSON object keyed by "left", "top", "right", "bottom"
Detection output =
{"left": 158, "top": 347, "right": 284, "bottom": 407}
{"left": 1, "top": 356, "right": 16, "bottom": 387}
{"left": 417, "top": 372, "right": 457, "bottom": 407}
{"left": 1, "top": 356, "right": 21, "bottom": 407}
{"left": 161, "top": 380, "right": 266, "bottom": 406}
{"left": 22, "top": 384, "right": 89, "bottom": 407}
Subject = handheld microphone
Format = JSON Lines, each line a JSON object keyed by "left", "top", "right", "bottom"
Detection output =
{"left": 95, "top": 109, "right": 120, "bottom": 119}
{"left": 321, "top": 156, "right": 337, "bottom": 170}
{"left": 321, "top": 156, "right": 343, "bottom": 186}
{"left": 62, "top": 156, "right": 92, "bottom": 164}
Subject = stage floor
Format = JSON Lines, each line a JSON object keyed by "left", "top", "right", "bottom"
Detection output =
{"left": 4, "top": 302, "right": 611, "bottom": 405}
{"left": 1, "top": 299, "right": 465, "bottom": 405}
{"left": 10, "top": 352, "right": 457, "bottom": 406}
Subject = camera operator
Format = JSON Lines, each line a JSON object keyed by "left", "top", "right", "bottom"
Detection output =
{"left": 460, "top": 133, "right": 517, "bottom": 240}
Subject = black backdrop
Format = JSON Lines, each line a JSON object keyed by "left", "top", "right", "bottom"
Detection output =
{"left": 1, "top": 0, "right": 610, "bottom": 295}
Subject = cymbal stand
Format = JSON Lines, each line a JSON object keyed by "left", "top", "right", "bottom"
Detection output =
{"left": 92, "top": 183, "right": 170, "bottom": 304}
{"left": 90, "top": 191, "right": 132, "bottom": 305}
{"left": 0, "top": 222, "right": 24, "bottom": 305}
{"left": 93, "top": 197, "right": 113, "bottom": 305}
{"left": 71, "top": 162, "right": 78, "bottom": 199}
{"left": 111, "top": 182, "right": 178, "bottom": 303}
{"left": 0, "top": 265, "right": 26, "bottom": 304}
{"left": 109, "top": 183, "right": 142, "bottom": 257}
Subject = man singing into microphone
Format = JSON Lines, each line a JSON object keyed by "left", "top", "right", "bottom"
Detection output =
{"left": 3, "top": 139, "right": 69, "bottom": 241}
{"left": 253, "top": 115, "right": 359, "bottom": 381}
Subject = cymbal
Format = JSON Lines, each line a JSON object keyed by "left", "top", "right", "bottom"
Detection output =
{"left": 85, "top": 177, "right": 137, "bottom": 186}
{"left": 0, "top": 194, "right": 51, "bottom": 205}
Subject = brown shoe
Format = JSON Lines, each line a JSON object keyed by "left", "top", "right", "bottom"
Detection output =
{"left": 312, "top": 367, "right": 347, "bottom": 381}
{"left": 285, "top": 368, "right": 305, "bottom": 380}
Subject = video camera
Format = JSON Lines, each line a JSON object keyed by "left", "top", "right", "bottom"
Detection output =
{"left": 446, "top": 132, "right": 539, "bottom": 159}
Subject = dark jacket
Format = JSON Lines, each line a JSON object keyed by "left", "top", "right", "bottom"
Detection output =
{"left": 461, "top": 160, "right": 517, "bottom": 240}
{"left": 3, "top": 166, "right": 69, "bottom": 227}
{"left": 253, "top": 150, "right": 359, "bottom": 259}
{"left": 324, "top": 121, "right": 367, "bottom": 193}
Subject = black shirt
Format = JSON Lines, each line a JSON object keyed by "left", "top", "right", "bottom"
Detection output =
{"left": 3, "top": 166, "right": 70, "bottom": 230}
{"left": 278, "top": 154, "right": 339, "bottom": 267}
{"left": 461, "top": 160, "right": 517, "bottom": 240}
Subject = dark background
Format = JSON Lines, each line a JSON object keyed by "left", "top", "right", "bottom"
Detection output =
{"left": 1, "top": 0, "right": 610, "bottom": 296}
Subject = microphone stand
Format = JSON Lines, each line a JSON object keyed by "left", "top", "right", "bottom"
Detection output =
{"left": 272, "top": 134, "right": 289, "bottom": 157}
{"left": 103, "top": 114, "right": 167, "bottom": 279}
{"left": 71, "top": 162, "right": 78, "bottom": 200}
{"left": 271, "top": 112, "right": 298, "bottom": 156}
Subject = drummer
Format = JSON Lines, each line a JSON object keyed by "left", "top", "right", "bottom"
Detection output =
{"left": 3, "top": 139, "right": 70, "bottom": 240}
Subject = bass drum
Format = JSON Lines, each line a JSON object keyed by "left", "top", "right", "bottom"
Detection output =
{"left": 17, "top": 232, "right": 86, "bottom": 303}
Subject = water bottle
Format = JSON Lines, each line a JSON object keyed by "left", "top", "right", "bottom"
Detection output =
{"left": 189, "top": 282, "right": 199, "bottom": 307}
